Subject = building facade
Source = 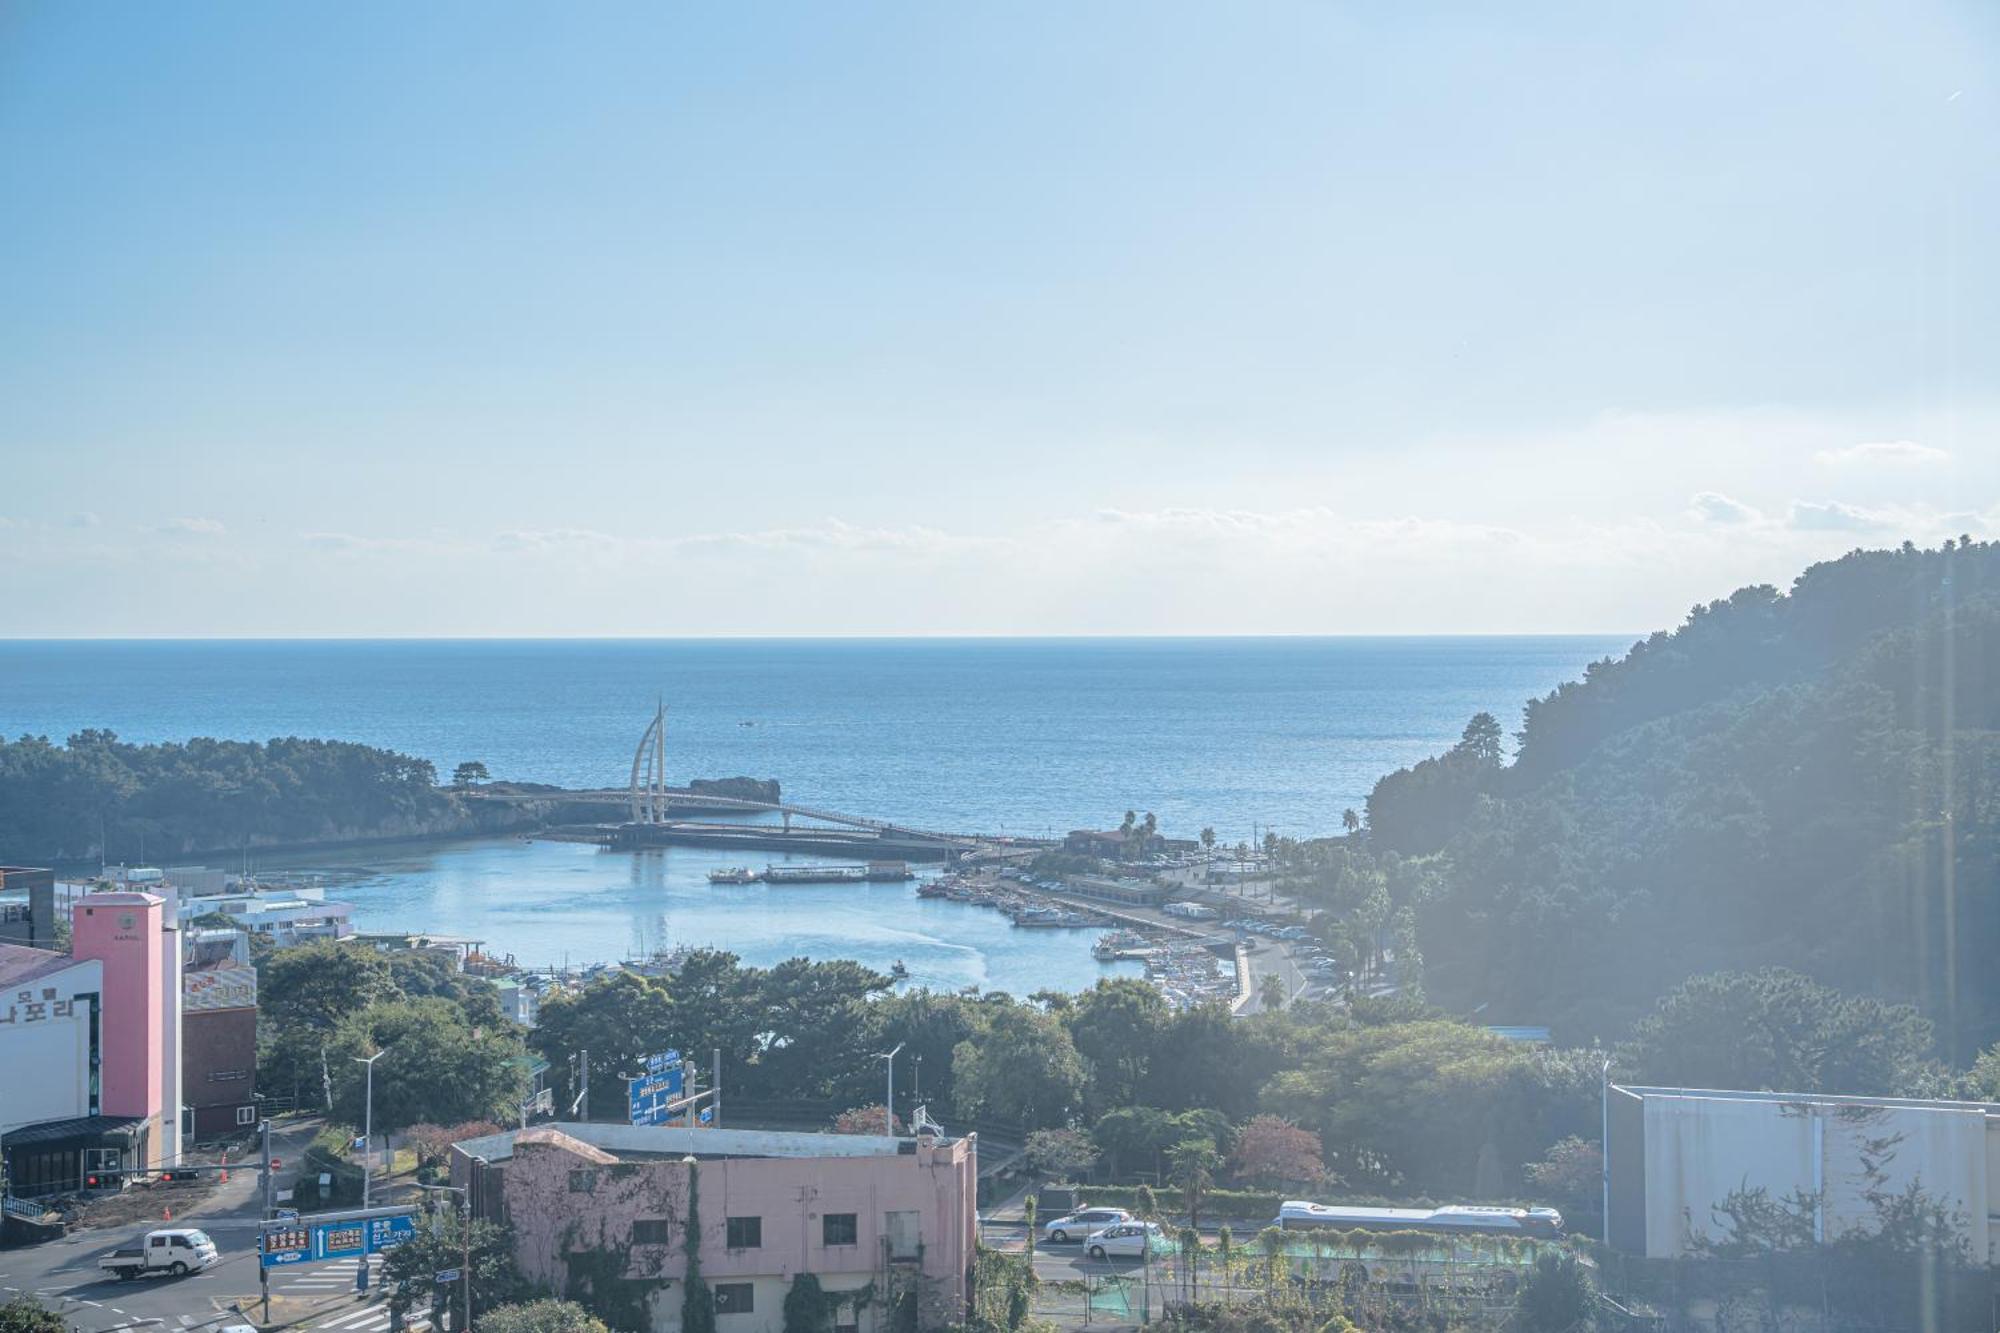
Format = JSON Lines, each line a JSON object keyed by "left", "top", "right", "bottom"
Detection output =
{"left": 183, "top": 929, "right": 258, "bottom": 1139}
{"left": 0, "top": 867, "right": 56, "bottom": 950}
{"left": 452, "top": 1123, "right": 978, "bottom": 1333}
{"left": 70, "top": 891, "right": 181, "bottom": 1165}
{"left": 1606, "top": 1084, "right": 2000, "bottom": 1263}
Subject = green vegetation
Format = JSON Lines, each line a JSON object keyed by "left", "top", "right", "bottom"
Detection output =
{"left": 680, "top": 1162, "right": 715, "bottom": 1333}
{"left": 0, "top": 1297, "right": 66, "bottom": 1333}
{"left": 382, "top": 1210, "right": 528, "bottom": 1331}
{"left": 0, "top": 731, "right": 460, "bottom": 863}
{"left": 1354, "top": 539, "right": 2000, "bottom": 1058}
{"left": 257, "top": 939, "right": 526, "bottom": 1127}
{"left": 479, "top": 1300, "right": 612, "bottom": 1333}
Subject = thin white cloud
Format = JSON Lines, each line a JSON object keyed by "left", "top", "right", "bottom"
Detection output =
{"left": 1688, "top": 492, "right": 1762, "bottom": 525}
{"left": 66, "top": 511, "right": 101, "bottom": 529}
{"left": 160, "top": 516, "right": 226, "bottom": 538}
{"left": 1813, "top": 440, "right": 1951, "bottom": 467}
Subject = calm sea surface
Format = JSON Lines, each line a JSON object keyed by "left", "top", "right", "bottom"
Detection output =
{"left": 0, "top": 637, "right": 1627, "bottom": 988}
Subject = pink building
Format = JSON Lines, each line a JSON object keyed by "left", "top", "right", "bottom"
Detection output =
{"left": 70, "top": 891, "right": 179, "bottom": 1164}
{"left": 452, "top": 1123, "right": 978, "bottom": 1333}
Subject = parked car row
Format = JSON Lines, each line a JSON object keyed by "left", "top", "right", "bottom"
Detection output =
{"left": 1040, "top": 1208, "right": 1172, "bottom": 1258}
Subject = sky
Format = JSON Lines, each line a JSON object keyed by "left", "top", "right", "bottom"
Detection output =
{"left": 1, "top": 1, "right": 1994, "bottom": 637}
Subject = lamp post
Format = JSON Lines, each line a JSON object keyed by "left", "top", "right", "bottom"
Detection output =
{"left": 354, "top": 1049, "right": 388, "bottom": 1207}
{"left": 353, "top": 1048, "right": 389, "bottom": 1294}
{"left": 418, "top": 1183, "right": 473, "bottom": 1333}
{"left": 874, "top": 1042, "right": 904, "bottom": 1135}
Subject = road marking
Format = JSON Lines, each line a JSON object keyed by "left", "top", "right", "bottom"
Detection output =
{"left": 80, "top": 1300, "right": 103, "bottom": 1308}
{"left": 318, "top": 1308, "right": 390, "bottom": 1330}
{"left": 178, "top": 1316, "right": 196, "bottom": 1327}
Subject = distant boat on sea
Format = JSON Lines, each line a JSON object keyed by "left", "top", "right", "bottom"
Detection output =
{"left": 708, "top": 866, "right": 757, "bottom": 884}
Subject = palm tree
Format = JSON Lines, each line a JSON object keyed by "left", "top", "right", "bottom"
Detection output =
{"left": 1342, "top": 808, "right": 1361, "bottom": 837}
{"left": 1200, "top": 827, "right": 1215, "bottom": 851}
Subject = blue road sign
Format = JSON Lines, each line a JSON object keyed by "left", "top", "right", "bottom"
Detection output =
{"left": 435, "top": 1268, "right": 462, "bottom": 1284}
{"left": 629, "top": 1051, "right": 686, "bottom": 1125}
{"left": 262, "top": 1212, "right": 417, "bottom": 1268}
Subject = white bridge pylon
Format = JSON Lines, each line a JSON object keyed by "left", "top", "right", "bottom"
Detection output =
{"left": 629, "top": 700, "right": 668, "bottom": 823}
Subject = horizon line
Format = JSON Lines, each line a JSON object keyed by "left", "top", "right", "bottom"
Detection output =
{"left": 0, "top": 630, "right": 1643, "bottom": 644}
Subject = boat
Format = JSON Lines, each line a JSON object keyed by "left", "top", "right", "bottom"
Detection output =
{"left": 762, "top": 864, "right": 870, "bottom": 885}
{"left": 707, "top": 867, "right": 758, "bottom": 885}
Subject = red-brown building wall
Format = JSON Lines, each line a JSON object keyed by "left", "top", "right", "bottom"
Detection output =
{"left": 183, "top": 1006, "right": 256, "bottom": 1138}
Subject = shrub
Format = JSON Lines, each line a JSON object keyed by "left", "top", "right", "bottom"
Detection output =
{"left": 480, "top": 1301, "right": 611, "bottom": 1333}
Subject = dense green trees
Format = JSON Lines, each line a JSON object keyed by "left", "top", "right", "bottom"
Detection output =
{"left": 1360, "top": 539, "right": 2000, "bottom": 1056}
{"left": 0, "top": 731, "right": 461, "bottom": 862}
{"left": 952, "top": 1004, "right": 1088, "bottom": 1126}
{"left": 1618, "top": 968, "right": 1941, "bottom": 1095}
{"left": 258, "top": 939, "right": 526, "bottom": 1125}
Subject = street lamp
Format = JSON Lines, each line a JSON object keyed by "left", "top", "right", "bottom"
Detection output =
{"left": 418, "top": 1183, "right": 474, "bottom": 1333}
{"left": 874, "top": 1042, "right": 904, "bottom": 1135}
{"left": 354, "top": 1048, "right": 389, "bottom": 1208}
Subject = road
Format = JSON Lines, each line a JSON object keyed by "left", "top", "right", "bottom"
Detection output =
{"left": 0, "top": 1120, "right": 419, "bottom": 1333}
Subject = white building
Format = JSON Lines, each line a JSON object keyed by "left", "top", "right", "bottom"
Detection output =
{"left": 1606, "top": 1084, "right": 2000, "bottom": 1263}
{"left": 175, "top": 884, "right": 353, "bottom": 944}
{"left": 0, "top": 944, "right": 105, "bottom": 1141}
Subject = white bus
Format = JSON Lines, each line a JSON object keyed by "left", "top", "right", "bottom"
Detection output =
{"left": 1272, "top": 1200, "right": 1563, "bottom": 1240}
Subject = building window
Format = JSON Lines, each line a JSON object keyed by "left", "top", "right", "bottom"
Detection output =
{"left": 567, "top": 1169, "right": 596, "bottom": 1193}
{"left": 235, "top": 1105, "right": 258, "bottom": 1127}
{"left": 726, "top": 1216, "right": 762, "bottom": 1249}
{"left": 631, "top": 1219, "right": 671, "bottom": 1245}
{"left": 714, "top": 1283, "right": 754, "bottom": 1315}
{"left": 822, "top": 1213, "right": 858, "bottom": 1246}
{"left": 885, "top": 1210, "right": 921, "bottom": 1261}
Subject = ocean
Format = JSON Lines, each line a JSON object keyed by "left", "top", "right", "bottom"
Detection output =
{"left": 0, "top": 637, "right": 1628, "bottom": 989}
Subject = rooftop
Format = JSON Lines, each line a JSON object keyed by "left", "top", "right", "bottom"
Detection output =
{"left": 1613, "top": 1083, "right": 2000, "bottom": 1115}
{"left": 0, "top": 942, "right": 89, "bottom": 988}
{"left": 453, "top": 1120, "right": 965, "bottom": 1165}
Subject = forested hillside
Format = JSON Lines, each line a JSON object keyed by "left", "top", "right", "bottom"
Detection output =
{"left": 0, "top": 731, "right": 506, "bottom": 864}
{"left": 1367, "top": 538, "right": 2000, "bottom": 1060}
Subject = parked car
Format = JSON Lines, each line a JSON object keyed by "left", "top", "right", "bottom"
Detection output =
{"left": 1043, "top": 1207, "right": 1132, "bottom": 1243}
{"left": 100, "top": 1228, "right": 220, "bottom": 1280}
{"left": 1086, "top": 1221, "right": 1170, "bottom": 1260}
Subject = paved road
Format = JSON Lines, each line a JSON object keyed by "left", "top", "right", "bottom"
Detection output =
{"left": 0, "top": 1120, "right": 422, "bottom": 1333}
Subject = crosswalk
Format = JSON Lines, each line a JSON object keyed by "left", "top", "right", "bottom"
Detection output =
{"left": 308, "top": 1303, "right": 430, "bottom": 1333}
{"left": 272, "top": 1255, "right": 383, "bottom": 1295}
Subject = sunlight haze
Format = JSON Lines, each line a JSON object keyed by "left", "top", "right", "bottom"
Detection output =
{"left": 2, "top": 1, "right": 1993, "bottom": 635}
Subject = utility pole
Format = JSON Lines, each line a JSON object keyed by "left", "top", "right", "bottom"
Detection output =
{"left": 711, "top": 1048, "right": 721, "bottom": 1130}
{"left": 260, "top": 1118, "right": 273, "bottom": 1318}
{"left": 580, "top": 1048, "right": 589, "bottom": 1122}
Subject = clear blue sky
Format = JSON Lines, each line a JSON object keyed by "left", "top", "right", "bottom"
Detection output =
{"left": 1, "top": 2, "right": 1993, "bottom": 635}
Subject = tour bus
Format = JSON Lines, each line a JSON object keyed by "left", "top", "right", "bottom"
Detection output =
{"left": 1272, "top": 1200, "right": 1564, "bottom": 1239}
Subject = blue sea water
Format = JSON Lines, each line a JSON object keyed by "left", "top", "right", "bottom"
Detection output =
{"left": 0, "top": 637, "right": 1628, "bottom": 988}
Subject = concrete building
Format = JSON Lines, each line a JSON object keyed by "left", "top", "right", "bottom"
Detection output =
{"left": 1606, "top": 1084, "right": 2000, "bottom": 1263}
{"left": 0, "top": 867, "right": 57, "bottom": 951}
{"left": 451, "top": 1122, "right": 978, "bottom": 1333}
{"left": 0, "top": 942, "right": 122, "bottom": 1195}
{"left": 71, "top": 891, "right": 181, "bottom": 1166}
{"left": 1061, "top": 875, "right": 1167, "bottom": 907}
{"left": 183, "top": 929, "right": 258, "bottom": 1139}
{"left": 175, "top": 882, "right": 354, "bottom": 944}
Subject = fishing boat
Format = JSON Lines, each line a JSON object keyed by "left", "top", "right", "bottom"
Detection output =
{"left": 707, "top": 867, "right": 758, "bottom": 885}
